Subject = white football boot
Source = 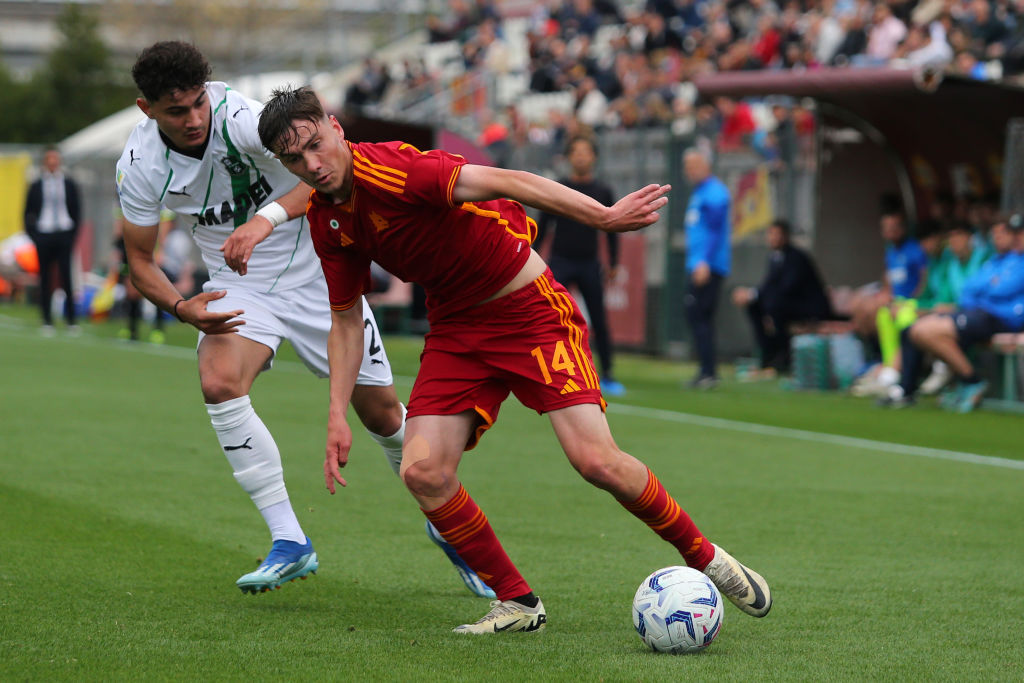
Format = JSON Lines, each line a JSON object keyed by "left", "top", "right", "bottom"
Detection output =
{"left": 702, "top": 544, "right": 772, "bottom": 617}
{"left": 453, "top": 598, "right": 547, "bottom": 634}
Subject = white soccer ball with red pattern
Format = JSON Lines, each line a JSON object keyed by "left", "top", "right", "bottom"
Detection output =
{"left": 632, "top": 566, "right": 723, "bottom": 654}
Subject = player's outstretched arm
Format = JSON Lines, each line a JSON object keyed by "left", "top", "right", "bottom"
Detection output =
{"left": 123, "top": 219, "right": 244, "bottom": 334}
{"left": 453, "top": 164, "right": 670, "bottom": 233}
{"left": 324, "top": 304, "right": 366, "bottom": 494}
{"left": 220, "top": 181, "right": 312, "bottom": 275}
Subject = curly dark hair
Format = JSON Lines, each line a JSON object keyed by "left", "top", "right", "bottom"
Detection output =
{"left": 258, "top": 86, "right": 326, "bottom": 155}
{"left": 132, "top": 41, "right": 211, "bottom": 102}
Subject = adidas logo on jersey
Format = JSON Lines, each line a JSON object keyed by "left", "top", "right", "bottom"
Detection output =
{"left": 560, "top": 379, "right": 582, "bottom": 395}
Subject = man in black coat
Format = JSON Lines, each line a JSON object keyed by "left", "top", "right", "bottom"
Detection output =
{"left": 732, "top": 219, "right": 831, "bottom": 373}
{"left": 24, "top": 146, "right": 81, "bottom": 333}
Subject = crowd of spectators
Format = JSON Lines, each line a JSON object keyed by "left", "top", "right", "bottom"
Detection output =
{"left": 344, "top": 0, "right": 1024, "bottom": 140}
{"left": 338, "top": 1, "right": 1024, "bottom": 411}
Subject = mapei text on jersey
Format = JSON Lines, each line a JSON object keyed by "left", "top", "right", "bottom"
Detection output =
{"left": 193, "top": 172, "right": 273, "bottom": 226}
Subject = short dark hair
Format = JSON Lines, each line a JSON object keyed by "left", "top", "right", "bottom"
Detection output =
{"left": 132, "top": 41, "right": 211, "bottom": 103}
{"left": 769, "top": 218, "right": 791, "bottom": 235}
{"left": 258, "top": 86, "right": 326, "bottom": 155}
{"left": 566, "top": 135, "right": 597, "bottom": 157}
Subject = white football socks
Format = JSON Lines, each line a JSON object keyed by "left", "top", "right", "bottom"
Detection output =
{"left": 259, "top": 500, "right": 307, "bottom": 545}
{"left": 366, "top": 403, "right": 406, "bottom": 476}
{"left": 206, "top": 395, "right": 306, "bottom": 543}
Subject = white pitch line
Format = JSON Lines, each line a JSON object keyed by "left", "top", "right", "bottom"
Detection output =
{"left": 608, "top": 402, "right": 1024, "bottom": 471}
{"left": 4, "top": 318, "right": 1020, "bottom": 471}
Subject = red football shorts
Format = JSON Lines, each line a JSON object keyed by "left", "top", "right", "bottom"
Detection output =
{"left": 409, "top": 268, "right": 606, "bottom": 450}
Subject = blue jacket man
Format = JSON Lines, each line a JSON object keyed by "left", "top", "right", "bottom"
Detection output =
{"left": 685, "top": 178, "right": 731, "bottom": 277}
{"left": 884, "top": 236, "right": 928, "bottom": 299}
{"left": 887, "top": 216, "right": 1024, "bottom": 412}
{"left": 683, "top": 148, "right": 731, "bottom": 387}
{"left": 957, "top": 249, "right": 1024, "bottom": 330}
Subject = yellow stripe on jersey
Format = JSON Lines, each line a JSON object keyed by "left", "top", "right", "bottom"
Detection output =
{"left": 353, "top": 169, "right": 405, "bottom": 195}
{"left": 534, "top": 276, "right": 600, "bottom": 390}
{"left": 353, "top": 157, "right": 407, "bottom": 189}
{"left": 458, "top": 202, "right": 534, "bottom": 241}
{"left": 446, "top": 166, "right": 462, "bottom": 207}
{"left": 398, "top": 143, "right": 424, "bottom": 154}
{"left": 525, "top": 216, "right": 538, "bottom": 244}
{"left": 351, "top": 148, "right": 408, "bottom": 179}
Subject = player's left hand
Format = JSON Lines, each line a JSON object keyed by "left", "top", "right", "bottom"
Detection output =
{"left": 324, "top": 414, "right": 353, "bottom": 494}
{"left": 600, "top": 184, "right": 671, "bottom": 233}
{"left": 220, "top": 216, "right": 273, "bottom": 276}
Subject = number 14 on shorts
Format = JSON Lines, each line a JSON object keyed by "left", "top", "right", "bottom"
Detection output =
{"left": 531, "top": 341, "right": 578, "bottom": 384}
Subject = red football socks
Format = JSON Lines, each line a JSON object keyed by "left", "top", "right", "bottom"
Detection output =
{"left": 423, "top": 485, "right": 531, "bottom": 600}
{"left": 621, "top": 469, "right": 715, "bottom": 570}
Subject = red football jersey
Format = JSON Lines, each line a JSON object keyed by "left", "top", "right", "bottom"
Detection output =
{"left": 307, "top": 141, "right": 536, "bottom": 323}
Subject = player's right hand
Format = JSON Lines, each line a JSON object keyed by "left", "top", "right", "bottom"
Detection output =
{"left": 601, "top": 183, "right": 671, "bottom": 233}
{"left": 176, "top": 290, "right": 245, "bottom": 334}
{"left": 219, "top": 216, "right": 273, "bottom": 276}
{"left": 325, "top": 415, "right": 352, "bottom": 494}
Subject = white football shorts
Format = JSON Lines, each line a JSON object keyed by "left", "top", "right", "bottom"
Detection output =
{"left": 197, "top": 276, "right": 393, "bottom": 385}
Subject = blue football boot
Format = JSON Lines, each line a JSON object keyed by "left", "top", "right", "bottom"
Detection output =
{"left": 236, "top": 536, "right": 318, "bottom": 594}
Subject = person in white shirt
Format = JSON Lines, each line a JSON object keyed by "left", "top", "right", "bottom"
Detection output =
{"left": 23, "top": 147, "right": 81, "bottom": 335}
{"left": 893, "top": 20, "right": 954, "bottom": 67}
{"left": 865, "top": 4, "right": 907, "bottom": 62}
{"left": 116, "top": 41, "right": 493, "bottom": 598}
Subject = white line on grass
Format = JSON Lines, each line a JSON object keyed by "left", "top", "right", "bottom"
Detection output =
{"left": 608, "top": 402, "right": 1024, "bottom": 471}
{"left": 4, "top": 318, "right": 1020, "bottom": 471}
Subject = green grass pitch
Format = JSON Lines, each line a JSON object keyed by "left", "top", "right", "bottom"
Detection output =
{"left": 1, "top": 308, "right": 1023, "bottom": 681}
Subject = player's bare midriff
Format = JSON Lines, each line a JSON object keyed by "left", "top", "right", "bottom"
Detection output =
{"left": 480, "top": 248, "right": 547, "bottom": 305}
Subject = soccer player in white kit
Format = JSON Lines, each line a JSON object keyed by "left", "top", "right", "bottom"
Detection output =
{"left": 116, "top": 41, "right": 493, "bottom": 598}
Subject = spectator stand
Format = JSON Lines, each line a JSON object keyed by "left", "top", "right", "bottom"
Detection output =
{"left": 327, "top": 8, "right": 1024, "bottom": 410}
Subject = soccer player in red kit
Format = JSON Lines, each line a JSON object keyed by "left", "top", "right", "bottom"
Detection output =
{"left": 257, "top": 86, "right": 772, "bottom": 634}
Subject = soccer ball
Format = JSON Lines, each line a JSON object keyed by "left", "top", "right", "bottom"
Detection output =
{"left": 632, "top": 566, "right": 723, "bottom": 654}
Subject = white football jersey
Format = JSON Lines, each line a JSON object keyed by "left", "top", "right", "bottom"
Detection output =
{"left": 115, "top": 82, "right": 321, "bottom": 293}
